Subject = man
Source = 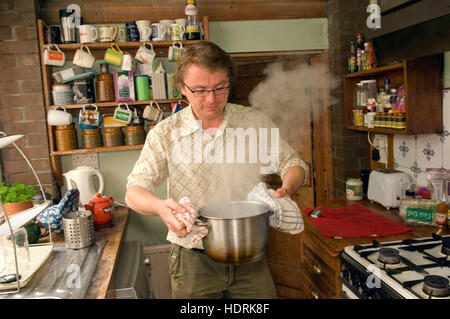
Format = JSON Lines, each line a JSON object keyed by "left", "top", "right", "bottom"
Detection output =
{"left": 125, "top": 41, "right": 308, "bottom": 298}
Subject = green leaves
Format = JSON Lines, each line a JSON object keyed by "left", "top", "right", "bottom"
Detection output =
{"left": 0, "top": 182, "right": 37, "bottom": 203}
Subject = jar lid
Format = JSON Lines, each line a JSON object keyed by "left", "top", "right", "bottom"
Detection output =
{"left": 135, "top": 75, "right": 149, "bottom": 78}
{"left": 103, "top": 127, "right": 123, "bottom": 133}
{"left": 347, "top": 178, "right": 361, "bottom": 181}
{"left": 82, "top": 128, "right": 100, "bottom": 134}
{"left": 125, "top": 125, "right": 145, "bottom": 132}
{"left": 97, "top": 74, "right": 113, "bottom": 81}
{"left": 56, "top": 124, "right": 75, "bottom": 129}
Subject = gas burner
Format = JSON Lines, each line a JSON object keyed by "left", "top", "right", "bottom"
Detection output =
{"left": 378, "top": 248, "right": 401, "bottom": 265}
{"left": 422, "top": 275, "right": 450, "bottom": 298}
{"left": 441, "top": 238, "right": 450, "bottom": 256}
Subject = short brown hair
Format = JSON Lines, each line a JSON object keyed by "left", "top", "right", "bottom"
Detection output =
{"left": 175, "top": 41, "right": 235, "bottom": 86}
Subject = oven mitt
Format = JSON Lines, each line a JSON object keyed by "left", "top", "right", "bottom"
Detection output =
{"left": 172, "top": 197, "right": 208, "bottom": 248}
{"left": 247, "top": 182, "right": 304, "bottom": 235}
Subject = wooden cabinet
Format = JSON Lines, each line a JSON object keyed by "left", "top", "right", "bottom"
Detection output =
{"left": 344, "top": 54, "right": 443, "bottom": 135}
{"left": 36, "top": 18, "right": 209, "bottom": 185}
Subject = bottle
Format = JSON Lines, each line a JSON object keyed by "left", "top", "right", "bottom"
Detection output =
{"left": 356, "top": 34, "right": 364, "bottom": 72}
{"left": 363, "top": 42, "right": 369, "bottom": 70}
{"left": 367, "top": 41, "right": 374, "bottom": 69}
{"left": 348, "top": 41, "right": 357, "bottom": 73}
{"left": 383, "top": 79, "right": 392, "bottom": 110}
{"left": 185, "top": 0, "right": 201, "bottom": 40}
{"left": 436, "top": 202, "right": 448, "bottom": 235}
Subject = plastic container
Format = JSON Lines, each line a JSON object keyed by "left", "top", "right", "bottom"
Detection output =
{"left": 346, "top": 178, "right": 363, "bottom": 201}
{"left": 52, "top": 84, "right": 74, "bottom": 105}
{"left": 55, "top": 124, "right": 78, "bottom": 151}
{"left": 399, "top": 198, "right": 439, "bottom": 226}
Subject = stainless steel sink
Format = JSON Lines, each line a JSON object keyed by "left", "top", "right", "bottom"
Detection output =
{"left": 0, "top": 240, "right": 106, "bottom": 299}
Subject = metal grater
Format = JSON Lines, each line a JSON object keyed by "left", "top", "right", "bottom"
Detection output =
{"left": 62, "top": 210, "right": 95, "bottom": 249}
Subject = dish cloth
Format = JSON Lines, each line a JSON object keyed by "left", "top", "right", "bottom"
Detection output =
{"left": 247, "top": 182, "right": 304, "bottom": 235}
{"left": 172, "top": 197, "right": 208, "bottom": 248}
{"left": 304, "top": 203, "right": 414, "bottom": 238}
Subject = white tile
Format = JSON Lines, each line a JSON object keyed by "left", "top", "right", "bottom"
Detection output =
{"left": 393, "top": 135, "right": 416, "bottom": 168}
{"left": 443, "top": 89, "right": 450, "bottom": 132}
{"left": 441, "top": 90, "right": 450, "bottom": 169}
{"left": 415, "top": 134, "right": 443, "bottom": 170}
{"left": 396, "top": 165, "right": 417, "bottom": 186}
{"left": 444, "top": 135, "right": 450, "bottom": 169}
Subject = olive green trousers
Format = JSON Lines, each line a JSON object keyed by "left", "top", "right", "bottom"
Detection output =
{"left": 169, "top": 244, "right": 277, "bottom": 299}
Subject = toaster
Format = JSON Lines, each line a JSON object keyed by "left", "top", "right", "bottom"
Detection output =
{"left": 367, "top": 169, "right": 413, "bottom": 209}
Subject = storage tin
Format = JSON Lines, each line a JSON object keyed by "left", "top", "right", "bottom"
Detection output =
{"left": 346, "top": 178, "right": 363, "bottom": 201}
{"left": 102, "top": 126, "right": 124, "bottom": 147}
{"left": 96, "top": 74, "right": 115, "bottom": 102}
{"left": 55, "top": 124, "right": 78, "bottom": 151}
{"left": 124, "top": 125, "right": 145, "bottom": 145}
{"left": 82, "top": 128, "right": 102, "bottom": 148}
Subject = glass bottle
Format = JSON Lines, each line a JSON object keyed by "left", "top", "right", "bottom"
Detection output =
{"left": 348, "top": 41, "right": 357, "bottom": 73}
{"left": 185, "top": 0, "right": 201, "bottom": 40}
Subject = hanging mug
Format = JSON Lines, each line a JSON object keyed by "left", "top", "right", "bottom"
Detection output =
{"left": 135, "top": 42, "right": 155, "bottom": 65}
{"left": 121, "top": 52, "right": 136, "bottom": 71}
{"left": 113, "top": 103, "right": 133, "bottom": 124}
{"left": 47, "top": 106, "right": 72, "bottom": 126}
{"left": 79, "top": 104, "right": 102, "bottom": 129}
{"left": 143, "top": 101, "right": 163, "bottom": 123}
{"left": 104, "top": 43, "right": 124, "bottom": 66}
{"left": 168, "top": 41, "right": 183, "bottom": 62}
{"left": 44, "top": 44, "right": 65, "bottom": 66}
{"left": 73, "top": 45, "right": 95, "bottom": 69}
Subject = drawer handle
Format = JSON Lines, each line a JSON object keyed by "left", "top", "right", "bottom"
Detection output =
{"left": 311, "top": 289, "right": 319, "bottom": 299}
{"left": 312, "top": 264, "right": 322, "bottom": 275}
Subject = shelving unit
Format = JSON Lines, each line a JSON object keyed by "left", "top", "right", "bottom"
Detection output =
{"left": 344, "top": 54, "right": 443, "bottom": 135}
{"left": 37, "top": 17, "right": 209, "bottom": 186}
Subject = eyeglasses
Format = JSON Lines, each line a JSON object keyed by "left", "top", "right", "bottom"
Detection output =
{"left": 183, "top": 82, "right": 231, "bottom": 97}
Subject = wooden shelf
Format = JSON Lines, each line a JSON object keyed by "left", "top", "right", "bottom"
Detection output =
{"left": 344, "top": 62, "right": 404, "bottom": 78}
{"left": 47, "top": 99, "right": 180, "bottom": 111}
{"left": 51, "top": 144, "right": 143, "bottom": 156}
{"left": 42, "top": 40, "right": 203, "bottom": 51}
{"left": 346, "top": 125, "right": 408, "bottom": 135}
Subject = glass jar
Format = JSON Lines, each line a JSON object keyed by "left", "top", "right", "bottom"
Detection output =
{"left": 102, "top": 127, "right": 124, "bottom": 147}
{"left": 354, "top": 82, "right": 370, "bottom": 110}
{"left": 82, "top": 128, "right": 102, "bottom": 149}
{"left": 353, "top": 110, "right": 363, "bottom": 126}
{"left": 55, "top": 124, "right": 78, "bottom": 151}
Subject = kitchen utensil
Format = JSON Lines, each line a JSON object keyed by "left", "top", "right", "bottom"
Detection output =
{"left": 63, "top": 166, "right": 104, "bottom": 206}
{"left": 197, "top": 200, "right": 272, "bottom": 265}
{"left": 84, "top": 193, "right": 114, "bottom": 225}
{"left": 79, "top": 24, "right": 98, "bottom": 43}
{"left": 0, "top": 274, "right": 21, "bottom": 284}
{"left": 367, "top": 169, "right": 413, "bottom": 209}
{"left": 113, "top": 103, "right": 133, "bottom": 124}
{"left": 62, "top": 210, "right": 95, "bottom": 249}
{"left": 99, "top": 24, "right": 118, "bottom": 42}
{"left": 78, "top": 104, "right": 102, "bottom": 129}
{"left": 47, "top": 106, "right": 72, "bottom": 126}
{"left": 142, "top": 101, "right": 163, "bottom": 123}
{"left": 135, "top": 42, "right": 155, "bottom": 65}
{"left": 73, "top": 45, "right": 95, "bottom": 69}
{"left": 44, "top": 44, "right": 65, "bottom": 66}
{"left": 136, "top": 20, "right": 152, "bottom": 41}
{"left": 168, "top": 41, "right": 183, "bottom": 62}
{"left": 104, "top": 43, "right": 123, "bottom": 66}
{"left": 150, "top": 23, "right": 167, "bottom": 41}
{"left": 59, "top": 8, "right": 77, "bottom": 43}
{"left": 170, "top": 23, "right": 185, "bottom": 41}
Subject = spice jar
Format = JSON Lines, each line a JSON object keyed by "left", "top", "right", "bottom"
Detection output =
{"left": 353, "top": 110, "right": 363, "bottom": 126}
{"left": 96, "top": 74, "right": 115, "bottom": 102}
{"left": 102, "top": 127, "right": 123, "bottom": 147}
{"left": 125, "top": 125, "right": 145, "bottom": 145}
{"left": 82, "top": 128, "right": 102, "bottom": 149}
{"left": 55, "top": 124, "right": 78, "bottom": 151}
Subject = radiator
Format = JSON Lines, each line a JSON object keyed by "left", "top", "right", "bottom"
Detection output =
{"left": 144, "top": 244, "right": 172, "bottom": 299}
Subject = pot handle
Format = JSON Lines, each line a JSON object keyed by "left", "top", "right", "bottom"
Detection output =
{"left": 194, "top": 216, "right": 208, "bottom": 227}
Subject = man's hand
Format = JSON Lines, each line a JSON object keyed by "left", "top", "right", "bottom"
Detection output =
{"left": 157, "top": 198, "right": 189, "bottom": 238}
{"left": 272, "top": 187, "right": 292, "bottom": 199}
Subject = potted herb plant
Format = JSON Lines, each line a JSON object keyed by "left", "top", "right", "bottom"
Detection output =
{"left": 0, "top": 182, "right": 37, "bottom": 216}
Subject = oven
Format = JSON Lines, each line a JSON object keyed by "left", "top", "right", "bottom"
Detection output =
{"left": 339, "top": 234, "right": 450, "bottom": 299}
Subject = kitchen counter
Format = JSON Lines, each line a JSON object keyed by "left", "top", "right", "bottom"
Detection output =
{"left": 38, "top": 205, "right": 129, "bottom": 299}
{"left": 303, "top": 196, "right": 438, "bottom": 258}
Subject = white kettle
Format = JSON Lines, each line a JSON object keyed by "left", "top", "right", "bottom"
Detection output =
{"left": 63, "top": 166, "right": 104, "bottom": 206}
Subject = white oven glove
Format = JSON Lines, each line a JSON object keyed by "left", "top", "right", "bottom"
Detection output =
{"left": 172, "top": 197, "right": 208, "bottom": 247}
{"left": 247, "top": 182, "right": 304, "bottom": 235}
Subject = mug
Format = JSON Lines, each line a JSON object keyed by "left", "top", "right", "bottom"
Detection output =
{"left": 44, "top": 44, "right": 65, "bottom": 66}
{"left": 104, "top": 43, "right": 124, "bottom": 66}
{"left": 113, "top": 103, "right": 132, "bottom": 124}
{"left": 135, "top": 42, "right": 155, "bottom": 65}
{"left": 99, "top": 24, "right": 118, "bottom": 42}
{"left": 168, "top": 41, "right": 183, "bottom": 62}
{"left": 175, "top": 18, "right": 187, "bottom": 27}
{"left": 143, "top": 101, "right": 163, "bottom": 123}
{"left": 47, "top": 106, "right": 72, "bottom": 126}
{"left": 79, "top": 104, "right": 102, "bottom": 128}
{"left": 121, "top": 52, "right": 135, "bottom": 71}
{"left": 73, "top": 45, "right": 95, "bottom": 69}
{"left": 170, "top": 23, "right": 185, "bottom": 41}
{"left": 125, "top": 22, "right": 140, "bottom": 42}
{"left": 135, "top": 20, "right": 152, "bottom": 42}
{"left": 159, "top": 20, "right": 174, "bottom": 40}
{"left": 150, "top": 23, "right": 167, "bottom": 41}
{"left": 45, "top": 25, "right": 62, "bottom": 44}
{"left": 79, "top": 24, "right": 98, "bottom": 43}
{"left": 116, "top": 24, "right": 127, "bottom": 42}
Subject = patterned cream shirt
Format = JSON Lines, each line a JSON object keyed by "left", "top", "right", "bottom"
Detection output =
{"left": 127, "top": 103, "right": 308, "bottom": 249}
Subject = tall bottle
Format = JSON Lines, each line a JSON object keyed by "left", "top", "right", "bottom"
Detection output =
{"left": 185, "top": 0, "right": 201, "bottom": 40}
{"left": 356, "top": 33, "right": 364, "bottom": 72}
{"left": 348, "top": 41, "right": 357, "bottom": 73}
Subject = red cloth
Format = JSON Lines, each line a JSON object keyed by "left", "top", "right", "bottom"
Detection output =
{"left": 304, "top": 204, "right": 414, "bottom": 238}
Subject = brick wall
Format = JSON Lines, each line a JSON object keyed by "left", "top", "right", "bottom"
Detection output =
{"left": 0, "top": 0, "right": 57, "bottom": 196}
{"left": 328, "top": 0, "right": 371, "bottom": 196}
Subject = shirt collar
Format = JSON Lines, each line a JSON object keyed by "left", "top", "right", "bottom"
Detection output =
{"left": 179, "top": 103, "right": 232, "bottom": 138}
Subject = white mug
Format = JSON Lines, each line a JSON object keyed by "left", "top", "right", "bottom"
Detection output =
{"left": 168, "top": 41, "right": 183, "bottom": 62}
{"left": 121, "top": 53, "right": 135, "bottom": 71}
{"left": 170, "top": 23, "right": 185, "bottom": 41}
{"left": 136, "top": 20, "right": 152, "bottom": 42}
{"left": 150, "top": 23, "right": 167, "bottom": 41}
{"left": 79, "top": 24, "right": 98, "bottom": 43}
{"left": 47, "top": 106, "right": 72, "bottom": 126}
{"left": 44, "top": 44, "right": 65, "bottom": 66}
{"left": 175, "top": 18, "right": 187, "bottom": 27}
{"left": 116, "top": 24, "right": 127, "bottom": 42}
{"left": 73, "top": 45, "right": 95, "bottom": 69}
{"left": 135, "top": 42, "right": 155, "bottom": 65}
{"left": 159, "top": 20, "right": 174, "bottom": 40}
{"left": 99, "top": 24, "right": 118, "bottom": 42}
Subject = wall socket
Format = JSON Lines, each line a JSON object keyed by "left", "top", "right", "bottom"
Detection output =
{"left": 72, "top": 153, "right": 99, "bottom": 169}
{"left": 373, "top": 134, "right": 388, "bottom": 165}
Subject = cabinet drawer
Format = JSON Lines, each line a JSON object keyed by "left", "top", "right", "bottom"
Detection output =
{"left": 302, "top": 239, "right": 339, "bottom": 296}
{"left": 301, "top": 273, "right": 334, "bottom": 299}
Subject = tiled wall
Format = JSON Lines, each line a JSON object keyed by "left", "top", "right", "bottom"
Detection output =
{"left": 393, "top": 89, "right": 450, "bottom": 187}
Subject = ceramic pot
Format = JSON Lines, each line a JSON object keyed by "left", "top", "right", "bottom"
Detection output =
{"left": 3, "top": 200, "right": 33, "bottom": 216}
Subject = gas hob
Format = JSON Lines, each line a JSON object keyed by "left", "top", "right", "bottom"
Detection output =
{"left": 340, "top": 233, "right": 450, "bottom": 299}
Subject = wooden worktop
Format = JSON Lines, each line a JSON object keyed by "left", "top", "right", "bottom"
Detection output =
{"left": 40, "top": 206, "right": 129, "bottom": 299}
{"left": 302, "top": 197, "right": 439, "bottom": 258}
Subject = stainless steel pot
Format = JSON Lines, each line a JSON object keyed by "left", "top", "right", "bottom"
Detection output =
{"left": 197, "top": 200, "right": 272, "bottom": 265}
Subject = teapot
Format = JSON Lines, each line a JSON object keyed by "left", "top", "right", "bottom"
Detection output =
{"left": 63, "top": 166, "right": 104, "bottom": 206}
{"left": 84, "top": 193, "right": 114, "bottom": 225}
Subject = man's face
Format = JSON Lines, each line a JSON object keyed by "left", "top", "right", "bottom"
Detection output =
{"left": 181, "top": 64, "right": 230, "bottom": 123}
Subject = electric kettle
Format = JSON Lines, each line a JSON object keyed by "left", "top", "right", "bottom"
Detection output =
{"left": 63, "top": 166, "right": 104, "bottom": 206}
